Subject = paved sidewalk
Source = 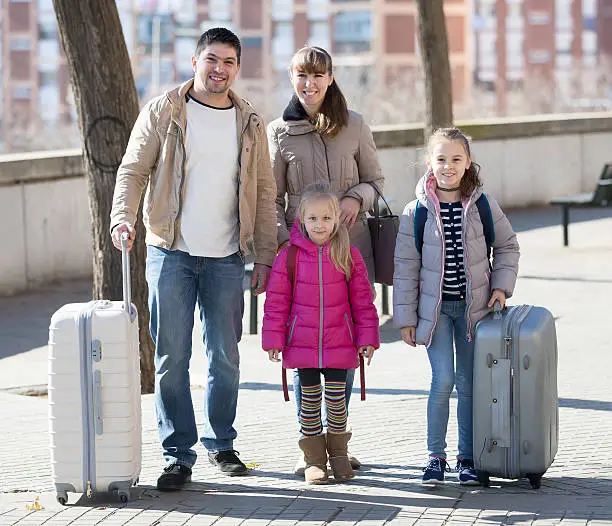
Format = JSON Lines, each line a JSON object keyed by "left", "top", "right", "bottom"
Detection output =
{"left": 1, "top": 206, "right": 612, "bottom": 525}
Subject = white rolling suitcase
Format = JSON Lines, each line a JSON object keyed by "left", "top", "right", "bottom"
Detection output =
{"left": 473, "top": 303, "right": 558, "bottom": 489}
{"left": 48, "top": 234, "right": 141, "bottom": 504}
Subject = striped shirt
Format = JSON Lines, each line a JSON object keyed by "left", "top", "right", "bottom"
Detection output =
{"left": 440, "top": 201, "right": 466, "bottom": 300}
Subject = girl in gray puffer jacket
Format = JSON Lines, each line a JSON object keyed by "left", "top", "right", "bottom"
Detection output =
{"left": 393, "top": 127, "right": 520, "bottom": 487}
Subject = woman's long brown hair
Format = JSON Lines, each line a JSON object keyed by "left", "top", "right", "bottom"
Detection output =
{"left": 290, "top": 46, "right": 349, "bottom": 137}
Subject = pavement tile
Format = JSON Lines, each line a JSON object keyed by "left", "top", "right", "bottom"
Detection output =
{"left": 1, "top": 210, "right": 612, "bottom": 525}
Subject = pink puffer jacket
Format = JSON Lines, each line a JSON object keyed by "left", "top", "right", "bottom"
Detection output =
{"left": 262, "top": 222, "right": 380, "bottom": 369}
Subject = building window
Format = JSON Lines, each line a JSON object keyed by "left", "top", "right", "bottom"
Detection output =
{"left": 39, "top": 84, "right": 60, "bottom": 121}
{"left": 583, "top": 31, "right": 597, "bottom": 54}
{"left": 137, "top": 14, "right": 174, "bottom": 53}
{"left": 39, "top": 10, "right": 58, "bottom": 40}
{"left": 308, "top": 0, "right": 328, "bottom": 21}
{"left": 208, "top": 0, "right": 232, "bottom": 21}
{"left": 555, "top": 32, "right": 572, "bottom": 54}
{"left": 272, "top": 0, "right": 293, "bottom": 22}
{"left": 39, "top": 40, "right": 59, "bottom": 71}
{"left": 333, "top": 11, "right": 371, "bottom": 54}
{"left": 272, "top": 22, "right": 293, "bottom": 70}
{"left": 582, "top": 0, "right": 597, "bottom": 18}
{"left": 243, "top": 37, "right": 263, "bottom": 48}
{"left": 13, "top": 86, "right": 32, "bottom": 99}
{"left": 527, "top": 11, "right": 551, "bottom": 25}
{"left": 39, "top": 70, "right": 57, "bottom": 86}
{"left": 506, "top": 32, "right": 523, "bottom": 70}
{"left": 10, "top": 38, "right": 32, "bottom": 51}
{"left": 309, "top": 21, "right": 330, "bottom": 50}
{"left": 555, "top": 0, "right": 572, "bottom": 31}
{"left": 528, "top": 49, "right": 551, "bottom": 64}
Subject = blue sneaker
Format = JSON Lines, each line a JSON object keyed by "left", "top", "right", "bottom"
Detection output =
{"left": 422, "top": 457, "right": 449, "bottom": 485}
{"left": 456, "top": 458, "right": 480, "bottom": 486}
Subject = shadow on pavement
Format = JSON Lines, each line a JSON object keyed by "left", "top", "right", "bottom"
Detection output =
{"left": 239, "top": 381, "right": 612, "bottom": 412}
{"left": 67, "top": 475, "right": 612, "bottom": 520}
{"left": 74, "top": 485, "right": 406, "bottom": 521}
{"left": 0, "top": 279, "right": 91, "bottom": 359}
{"left": 239, "top": 381, "right": 430, "bottom": 398}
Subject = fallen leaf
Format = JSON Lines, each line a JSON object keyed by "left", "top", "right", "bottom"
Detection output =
{"left": 26, "top": 497, "right": 43, "bottom": 511}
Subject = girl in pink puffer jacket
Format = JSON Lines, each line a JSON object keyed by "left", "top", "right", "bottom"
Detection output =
{"left": 262, "top": 184, "right": 380, "bottom": 485}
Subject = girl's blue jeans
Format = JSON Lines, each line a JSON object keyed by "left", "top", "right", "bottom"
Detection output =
{"left": 426, "top": 300, "right": 475, "bottom": 461}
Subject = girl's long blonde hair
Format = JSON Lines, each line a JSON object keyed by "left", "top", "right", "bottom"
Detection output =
{"left": 298, "top": 183, "right": 353, "bottom": 279}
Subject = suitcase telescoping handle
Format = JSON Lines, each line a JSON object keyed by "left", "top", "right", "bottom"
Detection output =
{"left": 120, "top": 232, "right": 132, "bottom": 315}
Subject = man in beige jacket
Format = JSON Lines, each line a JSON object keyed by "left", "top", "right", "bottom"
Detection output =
{"left": 110, "top": 28, "right": 276, "bottom": 491}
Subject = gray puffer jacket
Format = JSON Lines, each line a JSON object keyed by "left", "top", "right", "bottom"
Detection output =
{"left": 393, "top": 172, "right": 520, "bottom": 346}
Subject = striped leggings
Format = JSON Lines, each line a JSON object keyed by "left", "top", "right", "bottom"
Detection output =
{"left": 297, "top": 368, "right": 348, "bottom": 437}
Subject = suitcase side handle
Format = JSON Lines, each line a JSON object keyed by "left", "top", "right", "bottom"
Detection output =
{"left": 120, "top": 233, "right": 134, "bottom": 319}
{"left": 493, "top": 300, "right": 504, "bottom": 320}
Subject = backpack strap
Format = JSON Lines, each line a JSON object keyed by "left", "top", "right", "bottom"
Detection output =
{"left": 286, "top": 244, "right": 298, "bottom": 288}
{"left": 282, "top": 245, "right": 299, "bottom": 402}
{"left": 359, "top": 355, "right": 366, "bottom": 401}
{"left": 414, "top": 200, "right": 428, "bottom": 254}
{"left": 475, "top": 194, "right": 495, "bottom": 263}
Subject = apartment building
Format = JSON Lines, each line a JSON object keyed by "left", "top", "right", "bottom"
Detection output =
{"left": 186, "top": 0, "right": 471, "bottom": 120}
{"left": 1, "top": 0, "right": 471, "bottom": 143}
{"left": 2, "top": 0, "right": 612, "bottom": 152}
{"left": 473, "top": 0, "right": 604, "bottom": 114}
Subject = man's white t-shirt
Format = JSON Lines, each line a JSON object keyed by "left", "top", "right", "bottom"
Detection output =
{"left": 176, "top": 93, "right": 240, "bottom": 257}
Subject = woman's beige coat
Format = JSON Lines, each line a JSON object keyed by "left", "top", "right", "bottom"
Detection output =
{"left": 267, "top": 97, "right": 384, "bottom": 279}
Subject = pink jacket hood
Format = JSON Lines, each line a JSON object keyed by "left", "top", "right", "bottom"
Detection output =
{"left": 262, "top": 221, "right": 380, "bottom": 369}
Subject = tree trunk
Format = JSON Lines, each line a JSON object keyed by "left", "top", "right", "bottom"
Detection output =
{"left": 53, "top": 0, "right": 155, "bottom": 393}
{"left": 416, "top": 0, "right": 454, "bottom": 142}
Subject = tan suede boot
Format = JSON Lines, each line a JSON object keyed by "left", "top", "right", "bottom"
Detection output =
{"left": 294, "top": 450, "right": 360, "bottom": 477}
{"left": 298, "top": 435, "right": 329, "bottom": 484}
{"left": 326, "top": 431, "right": 355, "bottom": 480}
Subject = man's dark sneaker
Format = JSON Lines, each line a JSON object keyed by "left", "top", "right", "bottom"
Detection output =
{"left": 208, "top": 450, "right": 248, "bottom": 476}
{"left": 422, "top": 457, "right": 449, "bottom": 485}
{"left": 156, "top": 464, "right": 192, "bottom": 491}
{"left": 456, "top": 458, "right": 480, "bottom": 486}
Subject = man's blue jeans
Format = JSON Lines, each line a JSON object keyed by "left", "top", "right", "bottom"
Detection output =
{"left": 293, "top": 368, "right": 355, "bottom": 424}
{"left": 426, "top": 300, "right": 475, "bottom": 461}
{"left": 146, "top": 246, "right": 244, "bottom": 468}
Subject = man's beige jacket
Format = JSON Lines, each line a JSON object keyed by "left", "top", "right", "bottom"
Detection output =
{"left": 110, "top": 79, "right": 277, "bottom": 266}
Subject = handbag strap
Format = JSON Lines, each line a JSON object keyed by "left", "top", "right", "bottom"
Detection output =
{"left": 360, "top": 354, "right": 366, "bottom": 401}
{"left": 282, "top": 245, "right": 299, "bottom": 402}
{"left": 367, "top": 182, "right": 395, "bottom": 219}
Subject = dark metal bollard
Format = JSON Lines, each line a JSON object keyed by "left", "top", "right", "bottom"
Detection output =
{"left": 249, "top": 292, "right": 258, "bottom": 334}
{"left": 562, "top": 205, "right": 569, "bottom": 246}
{"left": 382, "top": 284, "right": 389, "bottom": 316}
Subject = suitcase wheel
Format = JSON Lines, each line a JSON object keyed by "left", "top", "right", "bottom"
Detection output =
{"left": 527, "top": 473, "right": 542, "bottom": 489}
{"left": 118, "top": 490, "right": 130, "bottom": 503}
{"left": 476, "top": 470, "right": 490, "bottom": 487}
{"left": 56, "top": 493, "right": 68, "bottom": 506}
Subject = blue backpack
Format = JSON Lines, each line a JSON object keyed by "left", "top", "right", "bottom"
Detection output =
{"left": 414, "top": 194, "right": 495, "bottom": 262}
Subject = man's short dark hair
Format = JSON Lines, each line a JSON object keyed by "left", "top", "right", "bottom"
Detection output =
{"left": 195, "top": 27, "right": 241, "bottom": 65}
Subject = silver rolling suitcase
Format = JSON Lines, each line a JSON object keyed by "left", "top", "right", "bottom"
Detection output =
{"left": 473, "top": 303, "right": 558, "bottom": 489}
{"left": 48, "top": 234, "right": 141, "bottom": 504}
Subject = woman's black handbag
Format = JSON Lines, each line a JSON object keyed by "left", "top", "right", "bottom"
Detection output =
{"left": 367, "top": 183, "right": 400, "bottom": 286}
